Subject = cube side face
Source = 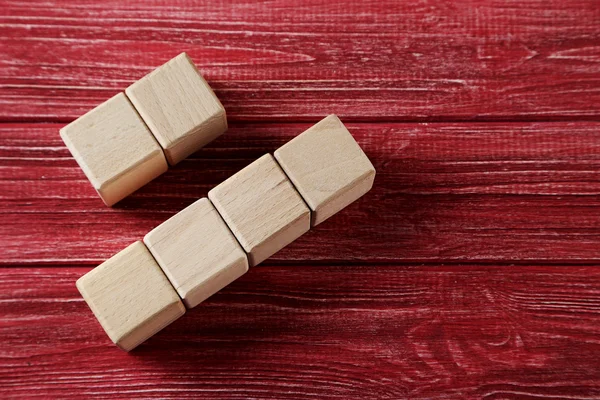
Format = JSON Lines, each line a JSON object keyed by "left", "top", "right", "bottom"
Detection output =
{"left": 208, "top": 154, "right": 310, "bottom": 266}
{"left": 164, "top": 109, "right": 227, "bottom": 165}
{"left": 274, "top": 115, "right": 376, "bottom": 226}
{"left": 60, "top": 93, "right": 168, "bottom": 205}
{"left": 76, "top": 241, "right": 185, "bottom": 351}
{"left": 126, "top": 53, "right": 227, "bottom": 165}
{"left": 144, "top": 198, "right": 249, "bottom": 308}
{"left": 116, "top": 300, "right": 185, "bottom": 351}
{"left": 247, "top": 210, "right": 310, "bottom": 266}
{"left": 98, "top": 148, "right": 168, "bottom": 206}
{"left": 312, "top": 170, "right": 375, "bottom": 225}
{"left": 183, "top": 254, "right": 248, "bottom": 308}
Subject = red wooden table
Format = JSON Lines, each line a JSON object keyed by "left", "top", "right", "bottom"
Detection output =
{"left": 2, "top": 1, "right": 600, "bottom": 398}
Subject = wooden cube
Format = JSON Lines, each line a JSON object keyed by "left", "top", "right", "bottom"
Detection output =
{"left": 208, "top": 154, "right": 310, "bottom": 266}
{"left": 144, "top": 198, "right": 248, "bottom": 309}
{"left": 274, "top": 115, "right": 376, "bottom": 226}
{"left": 60, "top": 93, "right": 168, "bottom": 206}
{"left": 126, "top": 53, "right": 227, "bottom": 166}
{"left": 76, "top": 241, "right": 185, "bottom": 351}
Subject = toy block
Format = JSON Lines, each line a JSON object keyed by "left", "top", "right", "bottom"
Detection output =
{"left": 126, "top": 53, "right": 227, "bottom": 166}
{"left": 144, "top": 198, "right": 248, "bottom": 309}
{"left": 274, "top": 115, "right": 376, "bottom": 226}
{"left": 60, "top": 93, "right": 168, "bottom": 206}
{"left": 208, "top": 154, "right": 310, "bottom": 266}
{"left": 76, "top": 241, "right": 185, "bottom": 351}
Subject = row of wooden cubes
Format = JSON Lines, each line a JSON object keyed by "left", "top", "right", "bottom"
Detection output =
{"left": 77, "top": 115, "right": 376, "bottom": 351}
{"left": 60, "top": 52, "right": 227, "bottom": 206}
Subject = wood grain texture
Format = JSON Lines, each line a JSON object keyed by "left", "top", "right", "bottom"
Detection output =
{"left": 1, "top": 266, "right": 599, "bottom": 398}
{"left": 59, "top": 92, "right": 168, "bottom": 206}
{"left": 144, "top": 198, "right": 248, "bottom": 309}
{"left": 126, "top": 52, "right": 228, "bottom": 165}
{"left": 2, "top": 121, "right": 600, "bottom": 265}
{"left": 275, "top": 114, "right": 376, "bottom": 226}
{"left": 209, "top": 154, "right": 311, "bottom": 266}
{"left": 76, "top": 241, "right": 186, "bottom": 351}
{"left": 2, "top": 1, "right": 600, "bottom": 396}
{"left": 1, "top": 0, "right": 600, "bottom": 122}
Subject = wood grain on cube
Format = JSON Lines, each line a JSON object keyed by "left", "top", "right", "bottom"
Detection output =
{"left": 208, "top": 154, "right": 310, "bottom": 266}
{"left": 144, "top": 198, "right": 248, "bottom": 309}
{"left": 126, "top": 53, "right": 227, "bottom": 166}
{"left": 76, "top": 241, "right": 185, "bottom": 351}
{"left": 59, "top": 93, "right": 168, "bottom": 206}
{"left": 274, "top": 115, "right": 376, "bottom": 226}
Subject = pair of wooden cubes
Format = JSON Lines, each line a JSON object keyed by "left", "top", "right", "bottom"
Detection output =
{"left": 77, "top": 115, "right": 376, "bottom": 351}
{"left": 60, "top": 53, "right": 227, "bottom": 206}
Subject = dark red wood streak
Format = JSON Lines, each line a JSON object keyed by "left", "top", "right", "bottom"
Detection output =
{"left": 1, "top": 0, "right": 600, "bottom": 398}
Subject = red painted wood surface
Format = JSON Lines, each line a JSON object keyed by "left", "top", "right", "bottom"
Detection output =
{"left": 2, "top": 266, "right": 600, "bottom": 398}
{"left": 1, "top": 0, "right": 600, "bottom": 398}
{"left": 2, "top": 122, "right": 600, "bottom": 265}
{"left": 1, "top": 0, "right": 600, "bottom": 122}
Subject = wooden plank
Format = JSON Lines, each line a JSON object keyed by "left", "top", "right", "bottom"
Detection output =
{"left": 1, "top": 0, "right": 599, "bottom": 122}
{"left": 2, "top": 121, "right": 600, "bottom": 264}
{"left": 1, "top": 265, "right": 599, "bottom": 398}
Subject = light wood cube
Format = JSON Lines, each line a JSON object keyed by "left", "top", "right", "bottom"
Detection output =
{"left": 208, "top": 154, "right": 310, "bottom": 266}
{"left": 274, "top": 115, "right": 376, "bottom": 226}
{"left": 76, "top": 241, "right": 185, "bottom": 351}
{"left": 60, "top": 93, "right": 168, "bottom": 206}
{"left": 144, "top": 198, "right": 248, "bottom": 309}
{"left": 126, "top": 53, "right": 227, "bottom": 166}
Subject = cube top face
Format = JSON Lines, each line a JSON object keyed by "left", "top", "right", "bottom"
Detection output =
{"left": 126, "top": 52, "right": 227, "bottom": 165}
{"left": 274, "top": 115, "right": 376, "bottom": 226}
{"left": 144, "top": 198, "right": 249, "bottom": 309}
{"left": 60, "top": 93, "right": 168, "bottom": 206}
{"left": 76, "top": 241, "right": 185, "bottom": 351}
{"left": 208, "top": 154, "right": 310, "bottom": 266}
